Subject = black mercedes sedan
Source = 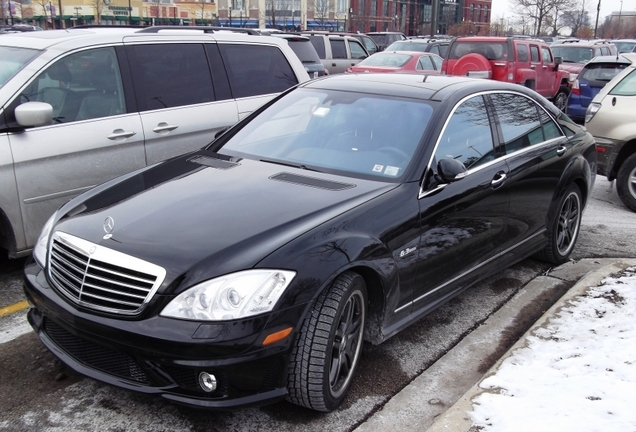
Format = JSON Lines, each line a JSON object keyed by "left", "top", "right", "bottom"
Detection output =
{"left": 24, "top": 74, "right": 596, "bottom": 412}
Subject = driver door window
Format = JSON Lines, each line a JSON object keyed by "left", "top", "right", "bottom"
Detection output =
{"left": 18, "top": 47, "right": 125, "bottom": 124}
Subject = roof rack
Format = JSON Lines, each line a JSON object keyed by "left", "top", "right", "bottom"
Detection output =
{"left": 136, "top": 26, "right": 262, "bottom": 35}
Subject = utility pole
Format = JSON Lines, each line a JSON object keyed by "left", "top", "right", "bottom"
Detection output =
{"left": 430, "top": 0, "right": 437, "bottom": 37}
{"left": 593, "top": 0, "right": 600, "bottom": 38}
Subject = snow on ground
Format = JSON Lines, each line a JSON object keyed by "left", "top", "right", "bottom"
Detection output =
{"left": 469, "top": 267, "right": 636, "bottom": 432}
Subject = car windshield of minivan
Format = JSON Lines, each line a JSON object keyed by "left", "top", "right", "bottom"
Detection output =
{"left": 551, "top": 46, "right": 593, "bottom": 63}
{"left": 0, "top": 46, "right": 41, "bottom": 88}
{"left": 217, "top": 88, "right": 432, "bottom": 180}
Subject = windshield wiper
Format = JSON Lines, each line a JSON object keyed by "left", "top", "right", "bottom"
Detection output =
{"left": 260, "top": 158, "right": 321, "bottom": 172}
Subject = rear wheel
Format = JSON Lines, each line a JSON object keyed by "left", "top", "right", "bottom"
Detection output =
{"left": 287, "top": 271, "right": 367, "bottom": 412}
{"left": 553, "top": 86, "right": 569, "bottom": 112}
{"left": 616, "top": 153, "right": 636, "bottom": 212}
{"left": 537, "top": 183, "right": 582, "bottom": 264}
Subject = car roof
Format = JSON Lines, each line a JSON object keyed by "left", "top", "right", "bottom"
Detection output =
{"left": 300, "top": 73, "right": 536, "bottom": 102}
{"left": 586, "top": 55, "right": 633, "bottom": 65}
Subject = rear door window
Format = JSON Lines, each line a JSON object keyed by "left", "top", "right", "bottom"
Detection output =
{"left": 530, "top": 45, "right": 540, "bottom": 62}
{"left": 330, "top": 39, "right": 347, "bottom": 59}
{"left": 490, "top": 93, "right": 543, "bottom": 153}
{"left": 307, "top": 35, "right": 326, "bottom": 58}
{"left": 517, "top": 44, "right": 528, "bottom": 62}
{"left": 128, "top": 43, "right": 214, "bottom": 111}
{"left": 219, "top": 44, "right": 299, "bottom": 98}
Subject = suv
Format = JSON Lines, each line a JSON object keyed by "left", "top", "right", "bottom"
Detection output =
{"left": 272, "top": 33, "right": 327, "bottom": 78}
{"left": 385, "top": 38, "right": 450, "bottom": 57}
{"left": 445, "top": 36, "right": 571, "bottom": 110}
{"left": 367, "top": 31, "right": 407, "bottom": 51}
{"left": 551, "top": 40, "right": 618, "bottom": 82}
{"left": 614, "top": 39, "right": 636, "bottom": 54}
{"left": 585, "top": 53, "right": 636, "bottom": 212}
{"left": 0, "top": 26, "right": 309, "bottom": 258}
{"left": 302, "top": 32, "right": 369, "bottom": 74}
{"left": 566, "top": 55, "right": 631, "bottom": 123}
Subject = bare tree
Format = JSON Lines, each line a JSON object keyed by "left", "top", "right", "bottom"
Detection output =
{"left": 511, "top": 0, "right": 558, "bottom": 36}
{"left": 88, "top": 0, "right": 106, "bottom": 24}
{"left": 310, "top": 0, "right": 330, "bottom": 28}
{"left": 560, "top": 0, "right": 591, "bottom": 37}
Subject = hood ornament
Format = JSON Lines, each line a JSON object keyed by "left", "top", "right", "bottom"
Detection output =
{"left": 103, "top": 217, "right": 115, "bottom": 239}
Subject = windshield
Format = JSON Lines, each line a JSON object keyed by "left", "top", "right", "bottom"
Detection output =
{"left": 218, "top": 88, "right": 433, "bottom": 180}
{"left": 358, "top": 53, "right": 412, "bottom": 67}
{"left": 551, "top": 46, "right": 593, "bottom": 63}
{"left": 386, "top": 41, "right": 429, "bottom": 52}
{"left": 615, "top": 42, "right": 636, "bottom": 53}
{"left": 579, "top": 63, "right": 629, "bottom": 82}
{"left": 0, "top": 46, "right": 42, "bottom": 88}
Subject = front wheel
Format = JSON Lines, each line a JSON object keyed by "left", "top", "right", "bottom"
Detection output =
{"left": 286, "top": 271, "right": 367, "bottom": 412}
{"left": 616, "top": 153, "right": 636, "bottom": 212}
{"left": 553, "top": 86, "right": 569, "bottom": 112}
{"left": 537, "top": 183, "right": 582, "bottom": 264}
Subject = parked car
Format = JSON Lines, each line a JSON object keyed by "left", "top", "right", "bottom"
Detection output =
{"left": 272, "top": 33, "right": 327, "bottom": 78}
{"left": 551, "top": 40, "right": 618, "bottom": 83}
{"left": 611, "top": 39, "right": 636, "bottom": 54}
{"left": 346, "top": 51, "right": 443, "bottom": 74}
{"left": 385, "top": 38, "right": 450, "bottom": 57}
{"left": 367, "top": 31, "right": 407, "bottom": 51}
{"left": 0, "top": 26, "right": 310, "bottom": 259}
{"left": 301, "top": 32, "right": 369, "bottom": 74}
{"left": 585, "top": 53, "right": 636, "bottom": 212}
{"left": 444, "top": 36, "right": 571, "bottom": 111}
{"left": 566, "top": 55, "right": 631, "bottom": 123}
{"left": 24, "top": 73, "right": 595, "bottom": 413}
{"left": 329, "top": 31, "right": 380, "bottom": 55}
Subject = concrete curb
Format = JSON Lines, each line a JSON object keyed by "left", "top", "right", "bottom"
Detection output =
{"left": 425, "top": 258, "right": 636, "bottom": 432}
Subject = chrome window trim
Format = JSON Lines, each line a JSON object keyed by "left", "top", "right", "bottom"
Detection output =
{"left": 419, "top": 90, "right": 565, "bottom": 199}
{"left": 48, "top": 231, "right": 167, "bottom": 315}
{"left": 394, "top": 229, "right": 546, "bottom": 313}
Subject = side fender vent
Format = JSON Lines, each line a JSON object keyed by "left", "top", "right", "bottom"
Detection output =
{"left": 270, "top": 172, "right": 355, "bottom": 191}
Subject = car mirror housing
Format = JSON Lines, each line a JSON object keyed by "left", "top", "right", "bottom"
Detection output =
{"left": 15, "top": 102, "right": 53, "bottom": 128}
{"left": 437, "top": 158, "right": 467, "bottom": 183}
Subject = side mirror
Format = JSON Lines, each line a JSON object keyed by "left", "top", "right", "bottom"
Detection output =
{"left": 554, "top": 56, "right": 563, "bottom": 66}
{"left": 14, "top": 102, "right": 53, "bottom": 127}
{"left": 437, "top": 158, "right": 467, "bottom": 183}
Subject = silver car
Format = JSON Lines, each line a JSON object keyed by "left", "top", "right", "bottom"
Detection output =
{"left": 0, "top": 27, "right": 310, "bottom": 258}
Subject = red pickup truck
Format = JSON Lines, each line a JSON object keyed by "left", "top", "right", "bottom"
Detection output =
{"left": 444, "top": 36, "right": 571, "bottom": 111}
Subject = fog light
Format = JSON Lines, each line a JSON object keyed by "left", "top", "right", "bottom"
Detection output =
{"left": 198, "top": 372, "right": 217, "bottom": 393}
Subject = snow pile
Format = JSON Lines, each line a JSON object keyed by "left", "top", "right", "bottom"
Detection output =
{"left": 469, "top": 268, "right": 636, "bottom": 432}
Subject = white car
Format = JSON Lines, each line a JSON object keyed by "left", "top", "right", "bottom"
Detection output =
{"left": 0, "top": 26, "right": 310, "bottom": 258}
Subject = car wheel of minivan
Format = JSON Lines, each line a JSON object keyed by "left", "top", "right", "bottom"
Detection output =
{"left": 287, "top": 271, "right": 367, "bottom": 412}
{"left": 537, "top": 183, "right": 582, "bottom": 264}
{"left": 616, "top": 153, "right": 636, "bottom": 212}
{"left": 553, "top": 86, "right": 569, "bottom": 112}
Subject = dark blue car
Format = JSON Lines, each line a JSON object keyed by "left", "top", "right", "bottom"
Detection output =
{"left": 566, "top": 55, "right": 631, "bottom": 123}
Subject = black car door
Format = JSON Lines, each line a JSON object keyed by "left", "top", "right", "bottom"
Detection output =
{"left": 487, "top": 93, "right": 571, "bottom": 259}
{"left": 408, "top": 94, "right": 510, "bottom": 317}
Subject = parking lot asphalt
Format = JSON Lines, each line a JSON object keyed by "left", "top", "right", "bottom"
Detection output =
{"left": 353, "top": 258, "right": 636, "bottom": 432}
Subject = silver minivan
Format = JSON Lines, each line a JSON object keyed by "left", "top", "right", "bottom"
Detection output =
{"left": 0, "top": 27, "right": 309, "bottom": 258}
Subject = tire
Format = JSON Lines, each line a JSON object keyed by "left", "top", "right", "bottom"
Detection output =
{"left": 537, "top": 183, "right": 582, "bottom": 264}
{"left": 286, "top": 271, "right": 367, "bottom": 412}
{"left": 616, "top": 153, "right": 636, "bottom": 212}
{"left": 553, "top": 86, "right": 569, "bottom": 112}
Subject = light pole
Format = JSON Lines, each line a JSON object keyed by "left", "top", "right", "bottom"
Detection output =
{"left": 229, "top": 5, "right": 232, "bottom": 27}
{"left": 74, "top": 5, "right": 80, "bottom": 25}
{"left": 593, "top": 0, "right": 600, "bottom": 38}
{"left": 618, "top": 0, "right": 623, "bottom": 37}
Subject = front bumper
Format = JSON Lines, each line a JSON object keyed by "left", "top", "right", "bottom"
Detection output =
{"left": 23, "top": 260, "right": 307, "bottom": 409}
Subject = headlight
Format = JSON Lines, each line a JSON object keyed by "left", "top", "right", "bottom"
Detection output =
{"left": 33, "top": 212, "right": 56, "bottom": 268}
{"left": 160, "top": 269, "right": 296, "bottom": 321}
{"left": 585, "top": 102, "right": 601, "bottom": 124}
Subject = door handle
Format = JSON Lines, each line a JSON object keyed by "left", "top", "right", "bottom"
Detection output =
{"left": 107, "top": 129, "right": 136, "bottom": 140}
{"left": 153, "top": 122, "right": 179, "bottom": 133}
{"left": 556, "top": 145, "right": 567, "bottom": 156}
{"left": 491, "top": 171, "right": 507, "bottom": 188}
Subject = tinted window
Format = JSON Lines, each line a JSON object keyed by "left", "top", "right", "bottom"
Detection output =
{"left": 18, "top": 47, "right": 125, "bottom": 123}
{"left": 308, "top": 36, "right": 326, "bottom": 58}
{"left": 539, "top": 109, "right": 563, "bottom": 141}
{"left": 287, "top": 40, "right": 321, "bottom": 62}
{"left": 349, "top": 40, "right": 368, "bottom": 59}
{"left": 330, "top": 39, "right": 347, "bottom": 59}
{"left": 220, "top": 44, "right": 298, "bottom": 98}
{"left": 429, "top": 45, "right": 440, "bottom": 55}
{"left": 609, "top": 69, "right": 636, "bottom": 96}
{"left": 517, "top": 44, "right": 528, "bottom": 62}
{"left": 530, "top": 46, "right": 540, "bottom": 62}
{"left": 130, "top": 44, "right": 214, "bottom": 111}
{"left": 490, "top": 93, "right": 543, "bottom": 153}
{"left": 438, "top": 44, "right": 449, "bottom": 57}
{"left": 579, "top": 63, "right": 629, "bottom": 82}
{"left": 435, "top": 95, "right": 494, "bottom": 170}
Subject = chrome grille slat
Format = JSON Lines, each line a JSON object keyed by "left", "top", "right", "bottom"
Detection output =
{"left": 48, "top": 232, "right": 166, "bottom": 315}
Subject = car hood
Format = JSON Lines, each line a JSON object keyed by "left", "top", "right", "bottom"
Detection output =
{"left": 560, "top": 63, "right": 584, "bottom": 74}
{"left": 54, "top": 152, "right": 396, "bottom": 286}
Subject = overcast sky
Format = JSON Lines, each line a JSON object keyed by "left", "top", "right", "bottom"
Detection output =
{"left": 490, "top": 0, "right": 633, "bottom": 23}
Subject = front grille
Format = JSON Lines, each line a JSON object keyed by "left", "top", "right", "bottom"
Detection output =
{"left": 44, "top": 320, "right": 151, "bottom": 384}
{"left": 48, "top": 232, "right": 166, "bottom": 315}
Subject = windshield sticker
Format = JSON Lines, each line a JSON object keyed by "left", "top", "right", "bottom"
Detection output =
{"left": 373, "top": 164, "right": 384, "bottom": 173}
{"left": 313, "top": 107, "right": 330, "bottom": 117}
{"left": 385, "top": 166, "right": 400, "bottom": 176}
